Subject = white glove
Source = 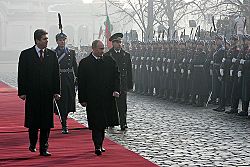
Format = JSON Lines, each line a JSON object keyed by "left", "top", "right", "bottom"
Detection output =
{"left": 188, "top": 70, "right": 191, "bottom": 75}
{"left": 181, "top": 69, "right": 184, "bottom": 73}
{"left": 210, "top": 69, "right": 213, "bottom": 76}
{"left": 220, "top": 69, "right": 224, "bottom": 76}
{"left": 222, "top": 58, "right": 226, "bottom": 63}
{"left": 232, "top": 58, "right": 237, "bottom": 63}
{"left": 156, "top": 66, "right": 160, "bottom": 71}
{"left": 238, "top": 71, "right": 242, "bottom": 78}
{"left": 210, "top": 61, "right": 214, "bottom": 65}
{"left": 240, "top": 59, "right": 245, "bottom": 64}
{"left": 173, "top": 68, "right": 177, "bottom": 73}
{"left": 166, "top": 68, "right": 169, "bottom": 73}
{"left": 167, "top": 59, "right": 171, "bottom": 63}
{"left": 230, "top": 70, "right": 233, "bottom": 76}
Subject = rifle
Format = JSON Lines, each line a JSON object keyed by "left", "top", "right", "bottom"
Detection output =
{"left": 189, "top": 28, "right": 193, "bottom": 40}
{"left": 206, "top": 17, "right": 217, "bottom": 107}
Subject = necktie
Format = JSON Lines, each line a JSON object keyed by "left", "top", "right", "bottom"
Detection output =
{"left": 40, "top": 49, "right": 44, "bottom": 62}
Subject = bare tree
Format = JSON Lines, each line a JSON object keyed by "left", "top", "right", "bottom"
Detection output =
{"left": 107, "top": 0, "right": 250, "bottom": 41}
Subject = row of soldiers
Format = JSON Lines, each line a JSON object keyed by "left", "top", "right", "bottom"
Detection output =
{"left": 128, "top": 34, "right": 250, "bottom": 116}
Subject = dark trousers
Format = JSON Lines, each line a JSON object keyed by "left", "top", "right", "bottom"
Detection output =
{"left": 242, "top": 101, "right": 249, "bottom": 112}
{"left": 231, "top": 78, "right": 242, "bottom": 110}
{"left": 92, "top": 129, "right": 105, "bottom": 149}
{"left": 29, "top": 128, "right": 50, "bottom": 152}
{"left": 116, "top": 91, "right": 127, "bottom": 128}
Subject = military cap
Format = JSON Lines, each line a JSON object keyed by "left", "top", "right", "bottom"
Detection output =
{"left": 197, "top": 40, "right": 205, "bottom": 46}
{"left": 230, "top": 34, "right": 239, "bottom": 41}
{"left": 215, "top": 34, "right": 223, "bottom": 40}
{"left": 243, "top": 34, "right": 250, "bottom": 41}
{"left": 109, "top": 33, "right": 123, "bottom": 42}
{"left": 56, "top": 32, "right": 67, "bottom": 40}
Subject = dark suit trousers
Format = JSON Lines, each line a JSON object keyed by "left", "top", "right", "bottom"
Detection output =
{"left": 116, "top": 91, "right": 127, "bottom": 127}
{"left": 92, "top": 129, "right": 105, "bottom": 149}
{"left": 29, "top": 128, "right": 50, "bottom": 152}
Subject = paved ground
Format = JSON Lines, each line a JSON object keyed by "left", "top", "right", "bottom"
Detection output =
{"left": 1, "top": 67, "right": 250, "bottom": 167}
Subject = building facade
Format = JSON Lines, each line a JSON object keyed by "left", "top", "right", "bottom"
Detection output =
{"left": 0, "top": 0, "right": 122, "bottom": 51}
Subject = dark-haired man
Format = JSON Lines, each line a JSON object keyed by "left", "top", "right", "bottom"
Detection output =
{"left": 18, "top": 29, "right": 60, "bottom": 156}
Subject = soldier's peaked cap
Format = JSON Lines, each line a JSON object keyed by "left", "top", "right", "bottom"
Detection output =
{"left": 109, "top": 33, "right": 123, "bottom": 42}
{"left": 243, "top": 34, "right": 250, "bottom": 41}
{"left": 56, "top": 32, "right": 67, "bottom": 40}
{"left": 215, "top": 34, "right": 223, "bottom": 40}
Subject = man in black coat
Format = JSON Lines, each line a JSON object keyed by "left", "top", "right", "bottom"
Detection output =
{"left": 104, "top": 33, "right": 133, "bottom": 131}
{"left": 54, "top": 32, "right": 78, "bottom": 134}
{"left": 18, "top": 29, "right": 60, "bottom": 156}
{"left": 78, "top": 40, "right": 120, "bottom": 156}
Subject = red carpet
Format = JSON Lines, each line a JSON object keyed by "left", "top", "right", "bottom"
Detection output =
{"left": 0, "top": 81, "right": 158, "bottom": 167}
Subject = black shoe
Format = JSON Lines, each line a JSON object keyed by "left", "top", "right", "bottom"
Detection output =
{"left": 237, "top": 111, "right": 248, "bottom": 116}
{"left": 62, "top": 127, "right": 69, "bottom": 134}
{"left": 29, "top": 145, "right": 36, "bottom": 152}
{"left": 213, "top": 107, "right": 225, "bottom": 112}
{"left": 95, "top": 149, "right": 102, "bottom": 156}
{"left": 124, "top": 125, "right": 128, "bottom": 129}
{"left": 40, "top": 151, "right": 51, "bottom": 156}
{"left": 225, "top": 109, "right": 238, "bottom": 114}
{"left": 101, "top": 147, "right": 106, "bottom": 152}
{"left": 120, "top": 126, "right": 126, "bottom": 131}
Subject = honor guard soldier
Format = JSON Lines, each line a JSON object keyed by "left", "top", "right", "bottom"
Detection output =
{"left": 225, "top": 35, "right": 241, "bottom": 114}
{"left": 211, "top": 35, "right": 225, "bottom": 105}
{"left": 104, "top": 33, "right": 133, "bottom": 131}
{"left": 237, "top": 34, "right": 250, "bottom": 116}
{"left": 55, "top": 32, "right": 78, "bottom": 134}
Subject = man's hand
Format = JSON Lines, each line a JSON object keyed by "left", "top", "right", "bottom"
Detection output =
{"left": 80, "top": 102, "right": 87, "bottom": 107}
{"left": 240, "top": 59, "right": 245, "bottom": 64}
{"left": 54, "top": 94, "right": 61, "bottom": 100}
{"left": 19, "top": 95, "right": 26, "bottom": 100}
{"left": 113, "top": 91, "right": 120, "bottom": 98}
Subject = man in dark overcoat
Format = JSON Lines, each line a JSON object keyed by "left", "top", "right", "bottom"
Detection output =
{"left": 104, "top": 33, "right": 133, "bottom": 131}
{"left": 78, "top": 40, "right": 120, "bottom": 156}
{"left": 54, "top": 32, "right": 78, "bottom": 134}
{"left": 18, "top": 29, "right": 60, "bottom": 156}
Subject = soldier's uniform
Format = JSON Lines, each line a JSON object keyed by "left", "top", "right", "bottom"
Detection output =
{"left": 211, "top": 35, "right": 225, "bottom": 105}
{"left": 105, "top": 33, "right": 133, "bottom": 130}
{"left": 54, "top": 32, "right": 78, "bottom": 134}
{"left": 215, "top": 35, "right": 239, "bottom": 112}
{"left": 189, "top": 41, "right": 208, "bottom": 107}
{"left": 237, "top": 35, "right": 250, "bottom": 116}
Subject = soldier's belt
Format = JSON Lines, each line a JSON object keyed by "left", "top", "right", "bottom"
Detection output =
{"left": 60, "top": 69, "right": 74, "bottom": 73}
{"left": 194, "top": 65, "right": 204, "bottom": 68}
{"left": 213, "top": 63, "right": 221, "bottom": 66}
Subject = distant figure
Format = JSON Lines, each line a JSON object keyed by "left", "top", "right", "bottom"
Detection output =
{"left": 78, "top": 40, "right": 120, "bottom": 156}
{"left": 54, "top": 32, "right": 78, "bottom": 134}
{"left": 18, "top": 29, "right": 60, "bottom": 156}
{"left": 104, "top": 33, "right": 133, "bottom": 131}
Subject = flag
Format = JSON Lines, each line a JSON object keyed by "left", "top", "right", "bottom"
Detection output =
{"left": 98, "top": 26, "right": 103, "bottom": 39}
{"left": 105, "top": 1, "right": 112, "bottom": 48}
